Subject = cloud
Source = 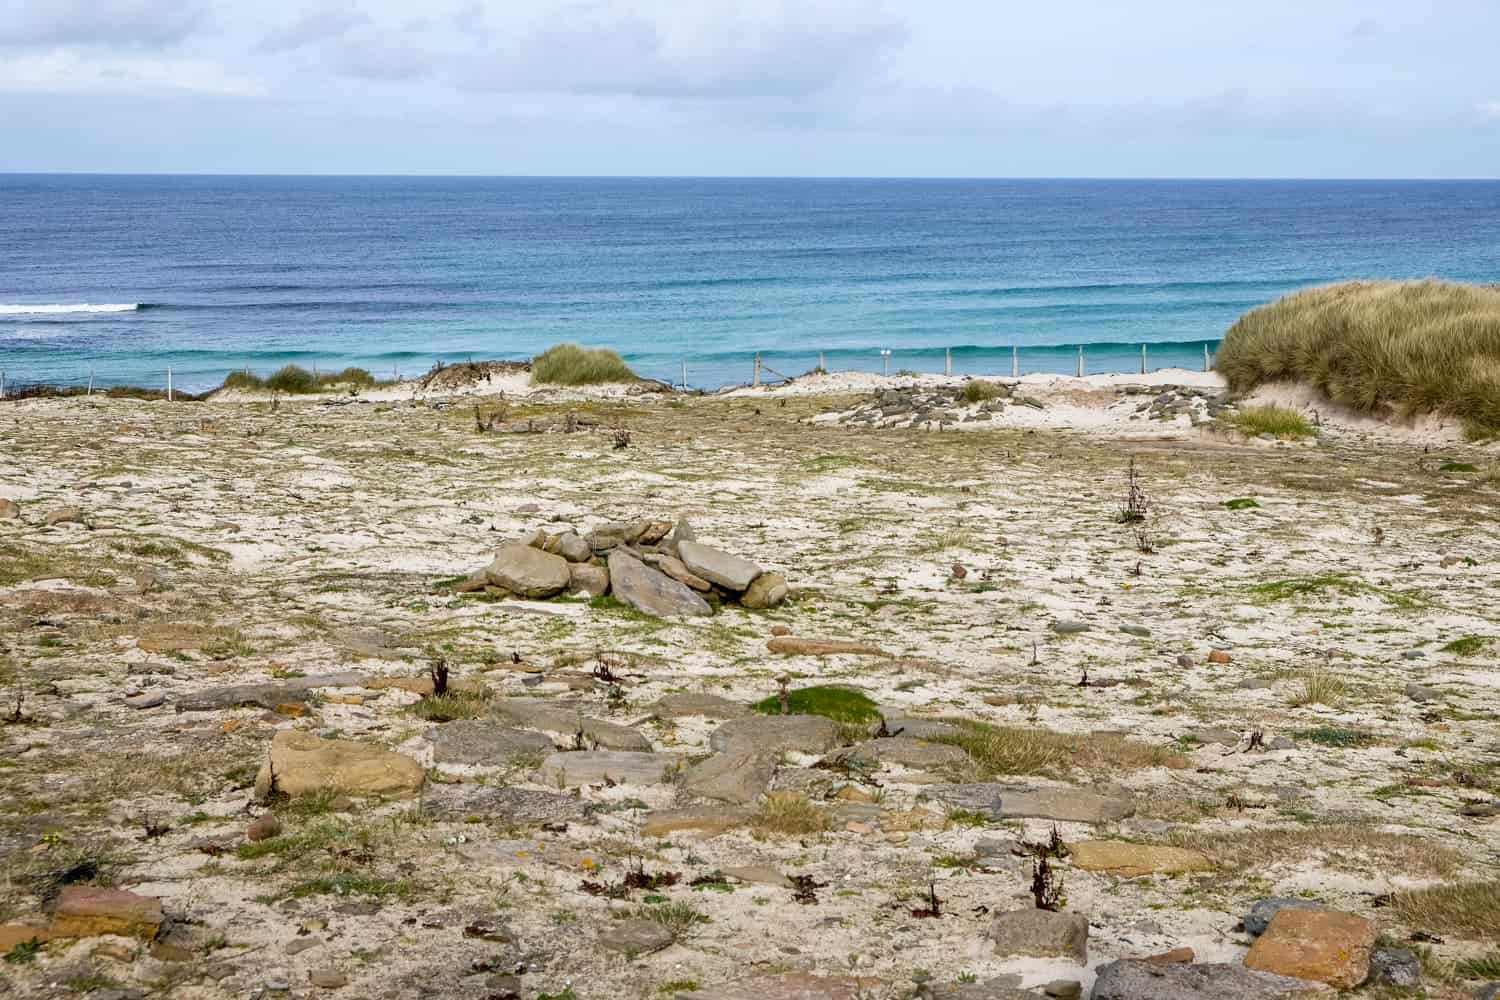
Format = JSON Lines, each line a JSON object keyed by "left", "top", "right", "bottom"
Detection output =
{"left": 1478, "top": 99, "right": 1500, "bottom": 121}
{"left": 463, "top": 0, "right": 905, "bottom": 99}
{"left": 0, "top": 0, "right": 205, "bottom": 48}
{"left": 336, "top": 31, "right": 432, "bottom": 80}
{"left": 259, "top": 1, "right": 372, "bottom": 53}
{"left": 0, "top": 49, "right": 264, "bottom": 97}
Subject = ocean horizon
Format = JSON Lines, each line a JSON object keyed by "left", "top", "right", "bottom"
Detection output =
{"left": 4, "top": 174, "right": 1499, "bottom": 393}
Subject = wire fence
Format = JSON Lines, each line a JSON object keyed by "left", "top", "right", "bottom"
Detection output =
{"left": 0, "top": 342, "right": 1219, "bottom": 400}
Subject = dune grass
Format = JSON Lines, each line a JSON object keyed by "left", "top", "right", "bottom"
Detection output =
{"left": 1215, "top": 280, "right": 1500, "bottom": 438}
{"left": 220, "top": 365, "right": 379, "bottom": 394}
{"left": 1223, "top": 404, "right": 1314, "bottom": 439}
{"left": 530, "top": 343, "right": 637, "bottom": 386}
{"left": 960, "top": 379, "right": 1007, "bottom": 403}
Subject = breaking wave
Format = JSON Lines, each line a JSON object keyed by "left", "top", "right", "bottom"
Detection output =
{"left": 0, "top": 303, "right": 140, "bottom": 315}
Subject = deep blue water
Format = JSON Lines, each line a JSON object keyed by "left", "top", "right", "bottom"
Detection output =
{"left": 3, "top": 175, "right": 1499, "bottom": 392}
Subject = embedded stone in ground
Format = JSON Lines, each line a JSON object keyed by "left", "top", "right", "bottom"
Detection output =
{"left": 649, "top": 692, "right": 750, "bottom": 720}
{"left": 600, "top": 918, "right": 675, "bottom": 957}
{"left": 254, "top": 730, "right": 425, "bottom": 799}
{"left": 986, "top": 908, "right": 1088, "bottom": 963}
{"left": 1243, "top": 909, "right": 1377, "bottom": 989}
{"left": 426, "top": 720, "right": 556, "bottom": 765}
{"left": 925, "top": 784, "right": 1135, "bottom": 823}
{"left": 766, "top": 636, "right": 890, "bottom": 657}
{"left": 709, "top": 714, "right": 842, "bottom": 755}
{"left": 488, "top": 698, "right": 652, "bottom": 751}
{"left": 1090, "top": 959, "right": 1336, "bottom": 999}
{"left": 838, "top": 737, "right": 968, "bottom": 770}
{"left": 1067, "top": 840, "right": 1212, "bottom": 876}
{"left": 1243, "top": 898, "right": 1331, "bottom": 937}
{"left": 49, "top": 887, "right": 163, "bottom": 941}
{"left": 681, "top": 750, "right": 776, "bottom": 804}
{"left": 535, "top": 750, "right": 682, "bottom": 787}
{"left": 639, "top": 805, "right": 753, "bottom": 838}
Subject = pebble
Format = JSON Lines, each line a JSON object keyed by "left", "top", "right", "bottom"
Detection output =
{"left": 1175, "top": 654, "right": 1195, "bottom": 668}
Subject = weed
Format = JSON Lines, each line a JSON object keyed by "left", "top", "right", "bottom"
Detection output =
{"left": 4, "top": 938, "right": 42, "bottom": 963}
{"left": 1454, "top": 952, "right": 1500, "bottom": 980}
{"left": 1224, "top": 497, "right": 1260, "bottom": 510}
{"left": 635, "top": 901, "right": 709, "bottom": 941}
{"left": 1296, "top": 726, "right": 1375, "bottom": 748}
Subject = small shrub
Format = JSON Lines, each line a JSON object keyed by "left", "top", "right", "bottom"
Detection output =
{"left": 220, "top": 370, "right": 264, "bottom": 390}
{"left": 635, "top": 901, "right": 709, "bottom": 941}
{"left": 1441, "top": 635, "right": 1490, "bottom": 656}
{"left": 751, "top": 685, "right": 880, "bottom": 724}
{"left": 960, "top": 379, "right": 1006, "bottom": 403}
{"left": 1224, "top": 497, "right": 1260, "bottom": 510}
{"left": 1290, "top": 668, "right": 1346, "bottom": 708}
{"left": 530, "top": 343, "right": 637, "bottom": 386}
{"left": 1224, "top": 405, "right": 1314, "bottom": 439}
{"left": 264, "top": 365, "right": 320, "bottom": 394}
{"left": 751, "top": 793, "right": 830, "bottom": 835}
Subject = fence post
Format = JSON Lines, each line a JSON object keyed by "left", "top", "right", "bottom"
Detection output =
{"left": 1203, "top": 344, "right": 1211, "bottom": 372}
{"left": 1011, "top": 346, "right": 1018, "bottom": 378}
{"left": 167, "top": 367, "right": 173, "bottom": 402}
{"left": 88, "top": 369, "right": 94, "bottom": 395}
{"left": 1140, "top": 344, "right": 1147, "bottom": 375}
{"left": 945, "top": 347, "right": 952, "bottom": 377}
{"left": 0, "top": 370, "right": 5, "bottom": 399}
{"left": 680, "top": 358, "right": 688, "bottom": 390}
{"left": 1077, "top": 346, "right": 1084, "bottom": 378}
{"left": 818, "top": 351, "right": 825, "bottom": 373}
{"left": 753, "top": 353, "right": 761, "bottom": 388}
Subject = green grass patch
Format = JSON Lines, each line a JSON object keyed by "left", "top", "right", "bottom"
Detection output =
{"left": 1249, "top": 573, "right": 1425, "bottom": 609}
{"left": 1224, "top": 497, "right": 1260, "bottom": 510}
{"left": 530, "top": 343, "right": 637, "bottom": 386}
{"left": 1223, "top": 405, "right": 1315, "bottom": 439}
{"left": 283, "top": 871, "right": 410, "bottom": 901}
{"left": 1441, "top": 635, "right": 1491, "bottom": 656}
{"left": 751, "top": 685, "right": 880, "bottom": 724}
{"left": 1296, "top": 726, "right": 1376, "bottom": 748}
{"left": 3, "top": 938, "right": 43, "bottom": 964}
{"left": 1439, "top": 461, "right": 1478, "bottom": 473}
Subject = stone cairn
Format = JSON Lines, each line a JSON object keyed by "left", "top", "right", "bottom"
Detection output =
{"left": 454, "top": 519, "right": 788, "bottom": 618}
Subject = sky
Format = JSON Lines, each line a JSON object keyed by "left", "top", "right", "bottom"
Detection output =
{"left": 1, "top": 0, "right": 1498, "bottom": 177}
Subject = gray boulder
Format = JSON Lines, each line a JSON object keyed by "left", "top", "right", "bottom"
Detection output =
{"left": 1366, "top": 948, "right": 1421, "bottom": 988}
{"left": 607, "top": 549, "right": 712, "bottom": 618}
{"left": 485, "top": 543, "right": 571, "bottom": 598}
{"left": 710, "top": 714, "right": 842, "bottom": 756}
{"left": 1090, "top": 960, "right": 1334, "bottom": 999}
{"left": 681, "top": 750, "right": 776, "bottom": 804}
{"left": 678, "top": 540, "right": 762, "bottom": 592}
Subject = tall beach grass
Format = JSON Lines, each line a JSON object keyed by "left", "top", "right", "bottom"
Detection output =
{"left": 529, "top": 343, "right": 637, "bottom": 386}
{"left": 1215, "top": 280, "right": 1500, "bottom": 439}
{"left": 219, "top": 365, "right": 379, "bottom": 394}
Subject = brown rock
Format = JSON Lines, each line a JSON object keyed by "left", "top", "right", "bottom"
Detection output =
{"left": 766, "top": 636, "right": 890, "bottom": 657}
{"left": 485, "top": 543, "right": 571, "bottom": 598}
{"left": 247, "top": 813, "right": 282, "bottom": 841}
{"left": 568, "top": 562, "right": 609, "bottom": 597}
{"left": 1144, "top": 946, "right": 1195, "bottom": 964}
{"left": 769, "top": 625, "right": 792, "bottom": 636}
{"left": 640, "top": 806, "right": 752, "bottom": 838}
{"left": 678, "top": 972, "right": 885, "bottom": 999}
{"left": 253, "top": 730, "right": 425, "bottom": 799}
{"left": 0, "top": 498, "right": 19, "bottom": 519}
{"left": 1244, "top": 909, "right": 1377, "bottom": 989}
{"left": 988, "top": 908, "right": 1089, "bottom": 963}
{"left": 741, "top": 572, "right": 789, "bottom": 609}
{"left": 310, "top": 969, "right": 349, "bottom": 989}
{"left": 45, "top": 506, "right": 84, "bottom": 526}
{"left": 1208, "top": 649, "right": 1232, "bottom": 664}
{"left": 150, "top": 940, "right": 195, "bottom": 962}
{"left": 1068, "top": 840, "right": 1213, "bottom": 876}
{"left": 49, "top": 886, "right": 163, "bottom": 940}
{"left": 0, "top": 924, "right": 50, "bottom": 951}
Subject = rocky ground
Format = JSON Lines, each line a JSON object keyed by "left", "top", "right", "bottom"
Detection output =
{"left": 0, "top": 381, "right": 1497, "bottom": 1000}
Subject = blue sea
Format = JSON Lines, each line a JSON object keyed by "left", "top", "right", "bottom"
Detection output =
{"left": 3, "top": 176, "right": 1500, "bottom": 393}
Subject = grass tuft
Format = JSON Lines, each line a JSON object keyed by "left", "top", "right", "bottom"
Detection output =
{"left": 1441, "top": 635, "right": 1491, "bottom": 656}
{"left": 934, "top": 719, "right": 1184, "bottom": 777}
{"left": 751, "top": 793, "right": 831, "bottom": 835}
{"left": 1289, "top": 668, "right": 1346, "bottom": 708}
{"left": 1215, "top": 280, "right": 1500, "bottom": 437}
{"left": 1223, "top": 405, "right": 1314, "bottom": 439}
{"left": 530, "top": 343, "right": 637, "bottom": 386}
{"left": 751, "top": 685, "right": 880, "bottom": 724}
{"left": 1392, "top": 880, "right": 1500, "bottom": 939}
{"left": 960, "top": 379, "right": 1007, "bottom": 403}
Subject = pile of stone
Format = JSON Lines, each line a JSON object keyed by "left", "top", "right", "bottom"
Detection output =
{"left": 454, "top": 518, "right": 788, "bottom": 618}
{"left": 1125, "top": 384, "right": 1231, "bottom": 425}
{"left": 814, "top": 384, "right": 1025, "bottom": 430}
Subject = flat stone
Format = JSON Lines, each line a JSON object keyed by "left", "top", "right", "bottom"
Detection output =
{"left": 640, "top": 805, "right": 753, "bottom": 838}
{"left": 929, "top": 976, "right": 1031, "bottom": 1000}
{"left": 0, "top": 924, "right": 50, "bottom": 951}
{"left": 568, "top": 563, "right": 610, "bottom": 597}
{"left": 1041, "top": 981, "right": 1082, "bottom": 1000}
{"left": 124, "top": 692, "right": 166, "bottom": 710}
{"left": 987, "top": 908, "right": 1088, "bottom": 963}
{"left": 536, "top": 751, "right": 682, "bottom": 787}
{"left": 334, "top": 627, "right": 417, "bottom": 659}
{"left": 925, "top": 784, "right": 1135, "bottom": 824}
{"left": 488, "top": 697, "right": 650, "bottom": 751}
{"left": 1068, "top": 840, "right": 1212, "bottom": 876}
{"left": 881, "top": 717, "right": 963, "bottom": 740}
{"left": 1244, "top": 898, "right": 1331, "bottom": 937}
{"left": 45, "top": 506, "right": 84, "bottom": 526}
{"left": 840, "top": 737, "right": 968, "bottom": 770}
{"left": 741, "top": 572, "right": 789, "bottom": 609}
{"left": 247, "top": 813, "right": 282, "bottom": 841}
{"left": 426, "top": 721, "right": 555, "bottom": 765}
{"left": 254, "top": 730, "right": 425, "bottom": 799}
{"left": 175, "top": 672, "right": 366, "bottom": 712}
{"left": 49, "top": 887, "right": 162, "bottom": 940}
{"left": 710, "top": 714, "right": 842, "bottom": 755}
{"left": 766, "top": 637, "right": 889, "bottom": 657}
{"left": 648, "top": 553, "right": 713, "bottom": 591}
{"left": 484, "top": 543, "right": 571, "bottom": 598}
{"left": 600, "top": 917, "right": 675, "bottom": 957}
{"left": 607, "top": 549, "right": 712, "bottom": 618}
{"left": 1090, "top": 960, "right": 1336, "bottom": 999}
{"left": 677, "top": 972, "right": 884, "bottom": 999}
{"left": 678, "top": 540, "right": 762, "bottom": 592}
{"left": 682, "top": 750, "right": 776, "bottom": 804}
{"left": 649, "top": 692, "right": 750, "bottom": 720}
{"left": 1405, "top": 682, "right": 1441, "bottom": 703}
{"left": 422, "top": 785, "right": 590, "bottom": 824}
{"left": 1244, "top": 909, "right": 1377, "bottom": 989}
{"left": 309, "top": 969, "right": 348, "bottom": 989}
{"left": 1188, "top": 728, "right": 1241, "bottom": 746}
{"left": 1051, "top": 619, "right": 1091, "bottom": 635}
{"left": 1120, "top": 625, "right": 1151, "bottom": 637}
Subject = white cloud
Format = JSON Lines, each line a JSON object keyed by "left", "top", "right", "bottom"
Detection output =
{"left": 462, "top": 0, "right": 905, "bottom": 99}
{"left": 0, "top": 49, "right": 264, "bottom": 97}
{"left": 259, "top": 1, "right": 372, "bottom": 53}
{"left": 336, "top": 31, "right": 432, "bottom": 80}
{"left": 1478, "top": 99, "right": 1500, "bottom": 120}
{"left": 0, "top": 0, "right": 206, "bottom": 48}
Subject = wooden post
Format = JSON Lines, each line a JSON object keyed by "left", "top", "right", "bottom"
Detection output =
{"left": 818, "top": 351, "right": 825, "bottom": 373}
{"left": 1204, "top": 344, "right": 1211, "bottom": 372}
{"left": 88, "top": 369, "right": 94, "bottom": 395}
{"left": 945, "top": 347, "right": 952, "bottom": 377}
{"left": 1077, "top": 346, "right": 1084, "bottom": 378}
{"left": 167, "top": 367, "right": 173, "bottom": 401}
{"left": 1011, "top": 346, "right": 1018, "bottom": 378}
{"left": 753, "top": 353, "right": 761, "bottom": 388}
{"left": 681, "top": 358, "right": 688, "bottom": 390}
{"left": 1140, "top": 344, "right": 1146, "bottom": 375}
{"left": 0, "top": 370, "right": 5, "bottom": 399}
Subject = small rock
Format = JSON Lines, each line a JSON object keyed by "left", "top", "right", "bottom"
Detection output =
{"left": 1041, "top": 980, "right": 1082, "bottom": 999}
{"left": 1091, "top": 960, "right": 1334, "bottom": 999}
{"left": 600, "top": 917, "right": 675, "bottom": 957}
{"left": 1176, "top": 654, "right": 1196, "bottom": 668}
{"left": 1207, "top": 649, "right": 1232, "bottom": 664}
{"left": 123, "top": 692, "right": 165, "bottom": 710}
{"left": 45, "top": 506, "right": 85, "bottom": 526}
{"left": 987, "top": 908, "right": 1088, "bottom": 963}
{"left": 0, "top": 498, "right": 19, "bottom": 519}
{"left": 309, "top": 969, "right": 348, "bottom": 989}
{"left": 49, "top": 886, "right": 162, "bottom": 940}
{"left": 769, "top": 624, "right": 792, "bottom": 636}
{"left": 1243, "top": 909, "right": 1377, "bottom": 989}
{"left": 1366, "top": 947, "right": 1421, "bottom": 988}
{"left": 741, "top": 572, "right": 789, "bottom": 610}
{"left": 1120, "top": 625, "right": 1151, "bottom": 637}
{"left": 1144, "top": 946, "right": 1195, "bottom": 964}
{"left": 247, "top": 813, "right": 282, "bottom": 842}
{"left": 1405, "top": 682, "right": 1441, "bottom": 703}
{"left": 1401, "top": 649, "right": 1425, "bottom": 660}
{"left": 1051, "top": 619, "right": 1091, "bottom": 635}
{"left": 284, "top": 937, "right": 323, "bottom": 955}
{"left": 1476, "top": 984, "right": 1500, "bottom": 1000}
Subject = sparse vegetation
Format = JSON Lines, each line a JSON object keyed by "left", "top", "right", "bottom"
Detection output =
{"left": 530, "top": 343, "right": 637, "bottom": 386}
{"left": 960, "top": 379, "right": 1006, "bottom": 403}
{"left": 1392, "top": 880, "right": 1500, "bottom": 938}
{"left": 935, "top": 719, "right": 1183, "bottom": 777}
{"left": 1442, "top": 635, "right": 1491, "bottom": 656}
{"left": 1223, "top": 404, "right": 1314, "bottom": 439}
{"left": 1215, "top": 280, "right": 1500, "bottom": 438}
{"left": 751, "top": 793, "right": 831, "bottom": 835}
{"left": 1290, "top": 667, "right": 1347, "bottom": 707}
{"left": 218, "top": 365, "right": 381, "bottom": 394}
{"left": 751, "top": 685, "right": 880, "bottom": 724}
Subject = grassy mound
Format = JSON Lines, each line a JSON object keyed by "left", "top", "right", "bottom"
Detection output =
{"left": 960, "top": 379, "right": 1007, "bottom": 403}
{"left": 218, "top": 366, "right": 378, "bottom": 394}
{"left": 1215, "top": 280, "right": 1500, "bottom": 439}
{"left": 1223, "top": 404, "right": 1314, "bottom": 439}
{"left": 751, "top": 685, "right": 880, "bottom": 724}
{"left": 530, "top": 343, "right": 636, "bottom": 386}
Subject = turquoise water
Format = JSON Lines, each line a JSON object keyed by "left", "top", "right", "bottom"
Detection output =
{"left": 3, "top": 176, "right": 1499, "bottom": 392}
